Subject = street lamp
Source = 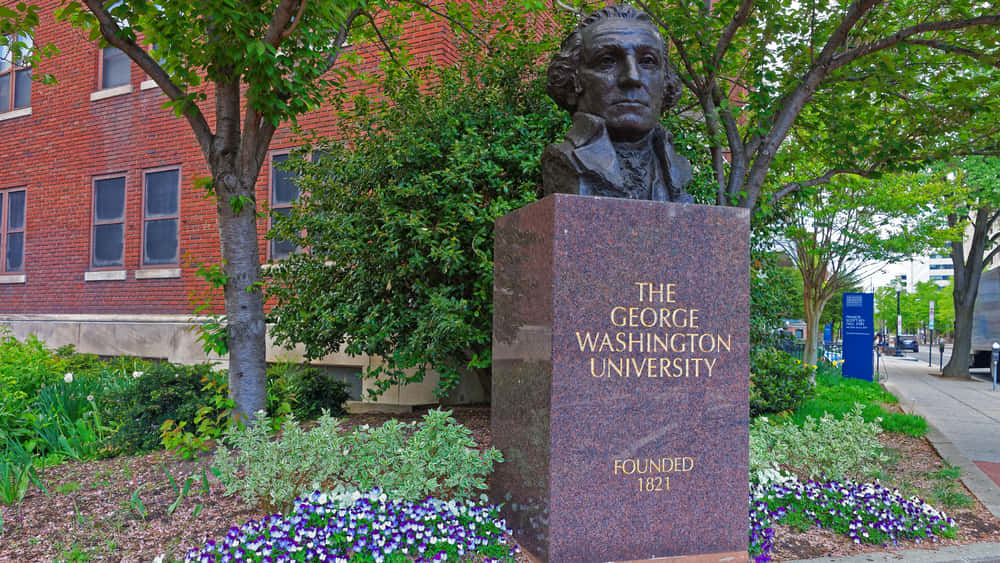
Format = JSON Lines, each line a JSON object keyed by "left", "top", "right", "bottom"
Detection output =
{"left": 894, "top": 279, "right": 903, "bottom": 357}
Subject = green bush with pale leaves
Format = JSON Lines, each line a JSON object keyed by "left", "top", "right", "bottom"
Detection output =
{"left": 751, "top": 403, "right": 887, "bottom": 481}
{"left": 213, "top": 408, "right": 502, "bottom": 513}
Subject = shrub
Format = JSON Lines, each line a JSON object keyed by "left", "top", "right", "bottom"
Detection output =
{"left": 289, "top": 365, "right": 349, "bottom": 420}
{"left": 104, "top": 362, "right": 227, "bottom": 454}
{"left": 750, "top": 347, "right": 815, "bottom": 417}
{"left": 751, "top": 404, "right": 887, "bottom": 481}
{"left": 213, "top": 409, "right": 502, "bottom": 513}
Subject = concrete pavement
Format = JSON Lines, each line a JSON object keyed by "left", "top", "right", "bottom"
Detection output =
{"left": 785, "top": 353, "right": 1000, "bottom": 562}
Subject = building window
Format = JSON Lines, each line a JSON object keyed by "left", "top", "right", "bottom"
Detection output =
{"left": 0, "top": 33, "right": 32, "bottom": 112}
{"left": 930, "top": 264, "right": 952, "bottom": 270}
{"left": 100, "top": 47, "right": 130, "bottom": 89}
{"left": 269, "top": 153, "right": 301, "bottom": 260}
{"left": 92, "top": 176, "right": 126, "bottom": 268}
{"left": 0, "top": 188, "right": 25, "bottom": 273}
{"left": 142, "top": 168, "right": 179, "bottom": 266}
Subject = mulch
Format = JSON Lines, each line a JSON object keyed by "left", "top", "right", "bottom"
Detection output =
{"left": 1, "top": 405, "right": 998, "bottom": 562}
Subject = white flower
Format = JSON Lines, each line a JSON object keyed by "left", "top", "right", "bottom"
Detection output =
{"left": 153, "top": 556, "right": 164, "bottom": 563}
{"left": 132, "top": 370, "right": 144, "bottom": 378}
{"left": 87, "top": 395, "right": 95, "bottom": 402}
{"left": 63, "top": 372, "right": 73, "bottom": 383}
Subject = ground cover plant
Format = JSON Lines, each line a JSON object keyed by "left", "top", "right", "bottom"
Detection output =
{"left": 181, "top": 489, "right": 518, "bottom": 563}
{"left": 749, "top": 475, "right": 957, "bottom": 562}
{"left": 747, "top": 357, "right": 974, "bottom": 561}
{"left": 792, "top": 362, "right": 927, "bottom": 436}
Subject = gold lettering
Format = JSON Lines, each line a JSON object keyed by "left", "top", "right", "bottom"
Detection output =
{"left": 704, "top": 357, "right": 716, "bottom": 377}
{"left": 671, "top": 309, "right": 688, "bottom": 328}
{"left": 636, "top": 282, "right": 668, "bottom": 303}
{"left": 659, "top": 308, "right": 672, "bottom": 328}
{"left": 670, "top": 333, "right": 686, "bottom": 352}
{"left": 610, "top": 306, "right": 627, "bottom": 327}
{"left": 698, "top": 333, "right": 715, "bottom": 353}
{"left": 607, "top": 357, "right": 623, "bottom": 377}
{"left": 665, "top": 283, "right": 676, "bottom": 303}
{"left": 598, "top": 333, "right": 614, "bottom": 352}
{"left": 615, "top": 332, "right": 627, "bottom": 352}
{"left": 628, "top": 332, "right": 643, "bottom": 352}
{"left": 590, "top": 357, "right": 606, "bottom": 377}
{"left": 638, "top": 308, "right": 655, "bottom": 327}
{"left": 717, "top": 334, "right": 731, "bottom": 352}
{"left": 575, "top": 332, "right": 599, "bottom": 352}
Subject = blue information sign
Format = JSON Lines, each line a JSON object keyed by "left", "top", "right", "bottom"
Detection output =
{"left": 823, "top": 324, "right": 832, "bottom": 344}
{"left": 842, "top": 292, "right": 874, "bottom": 381}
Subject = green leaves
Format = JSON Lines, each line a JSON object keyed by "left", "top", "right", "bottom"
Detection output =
{"left": 266, "top": 24, "right": 566, "bottom": 398}
{"left": 213, "top": 409, "right": 502, "bottom": 513}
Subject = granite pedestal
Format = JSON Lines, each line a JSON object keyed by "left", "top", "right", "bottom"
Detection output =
{"left": 491, "top": 194, "right": 749, "bottom": 562}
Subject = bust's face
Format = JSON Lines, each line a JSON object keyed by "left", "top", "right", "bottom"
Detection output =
{"left": 575, "top": 18, "right": 665, "bottom": 142}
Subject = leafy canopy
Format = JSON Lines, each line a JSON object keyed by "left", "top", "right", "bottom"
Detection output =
{"left": 266, "top": 25, "right": 568, "bottom": 398}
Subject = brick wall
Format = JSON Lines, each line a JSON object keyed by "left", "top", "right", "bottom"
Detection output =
{"left": 0, "top": 0, "right": 460, "bottom": 318}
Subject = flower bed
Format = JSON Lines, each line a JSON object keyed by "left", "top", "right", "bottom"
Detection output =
{"left": 750, "top": 475, "right": 957, "bottom": 562}
{"left": 183, "top": 490, "right": 518, "bottom": 563}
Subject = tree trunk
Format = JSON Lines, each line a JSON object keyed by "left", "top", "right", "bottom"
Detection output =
{"left": 802, "top": 298, "right": 822, "bottom": 369}
{"left": 942, "top": 207, "right": 994, "bottom": 378}
{"left": 216, "top": 170, "right": 268, "bottom": 420}
{"left": 943, "top": 297, "right": 975, "bottom": 377}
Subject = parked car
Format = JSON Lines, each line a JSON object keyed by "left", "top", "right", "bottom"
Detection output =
{"left": 896, "top": 335, "right": 919, "bottom": 352}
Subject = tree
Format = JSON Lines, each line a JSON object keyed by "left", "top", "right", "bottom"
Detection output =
{"left": 636, "top": 0, "right": 1000, "bottom": 211}
{"left": 266, "top": 29, "right": 567, "bottom": 400}
{"left": 875, "top": 281, "right": 954, "bottom": 339}
{"left": 941, "top": 157, "right": 1000, "bottom": 377}
{"left": 875, "top": 282, "right": 955, "bottom": 340}
{"left": 773, "top": 173, "right": 956, "bottom": 365}
{"left": 0, "top": 0, "right": 535, "bottom": 419}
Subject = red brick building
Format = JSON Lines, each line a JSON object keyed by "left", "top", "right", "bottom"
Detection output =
{"left": 0, "top": 1, "right": 484, "bottom": 407}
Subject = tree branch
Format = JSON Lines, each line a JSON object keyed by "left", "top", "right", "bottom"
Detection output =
{"left": 319, "top": 8, "right": 364, "bottom": 75}
{"left": 770, "top": 167, "right": 876, "bottom": 204}
{"left": 831, "top": 14, "right": 1000, "bottom": 72}
{"left": 263, "top": 0, "right": 306, "bottom": 48}
{"left": 712, "top": 0, "right": 755, "bottom": 80}
{"left": 82, "top": 0, "right": 214, "bottom": 158}
{"left": 401, "top": 0, "right": 490, "bottom": 51}
{"left": 901, "top": 38, "right": 1000, "bottom": 68}
{"left": 360, "top": 11, "right": 413, "bottom": 78}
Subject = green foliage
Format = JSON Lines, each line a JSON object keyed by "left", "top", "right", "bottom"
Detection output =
{"left": 793, "top": 365, "right": 927, "bottom": 437}
{"left": 281, "top": 364, "right": 349, "bottom": 420}
{"left": 266, "top": 28, "right": 568, "bottom": 398}
{"left": 749, "top": 347, "right": 815, "bottom": 417}
{"left": 213, "top": 409, "right": 502, "bottom": 513}
{"left": 0, "top": 435, "right": 46, "bottom": 506}
{"left": 875, "top": 281, "right": 954, "bottom": 336}
{"left": 750, "top": 249, "right": 801, "bottom": 346}
{"left": 104, "top": 362, "right": 228, "bottom": 454}
{"left": 159, "top": 373, "right": 235, "bottom": 460}
{"left": 0, "top": 330, "right": 67, "bottom": 422}
{"left": 752, "top": 404, "right": 888, "bottom": 481}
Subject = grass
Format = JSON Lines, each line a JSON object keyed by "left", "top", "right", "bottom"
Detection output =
{"left": 789, "top": 366, "right": 928, "bottom": 437}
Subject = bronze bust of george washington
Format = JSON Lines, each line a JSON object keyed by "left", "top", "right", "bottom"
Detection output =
{"left": 542, "top": 5, "right": 693, "bottom": 203}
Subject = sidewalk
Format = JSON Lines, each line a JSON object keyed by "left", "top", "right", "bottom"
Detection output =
{"left": 786, "top": 354, "right": 1000, "bottom": 562}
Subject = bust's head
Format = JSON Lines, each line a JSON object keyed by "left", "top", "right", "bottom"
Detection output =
{"left": 547, "top": 5, "right": 682, "bottom": 142}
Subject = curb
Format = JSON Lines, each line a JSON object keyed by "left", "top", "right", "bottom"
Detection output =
{"left": 781, "top": 541, "right": 1000, "bottom": 562}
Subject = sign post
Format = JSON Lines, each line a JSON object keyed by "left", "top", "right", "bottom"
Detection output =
{"left": 929, "top": 300, "right": 935, "bottom": 367}
{"left": 842, "top": 293, "right": 875, "bottom": 382}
